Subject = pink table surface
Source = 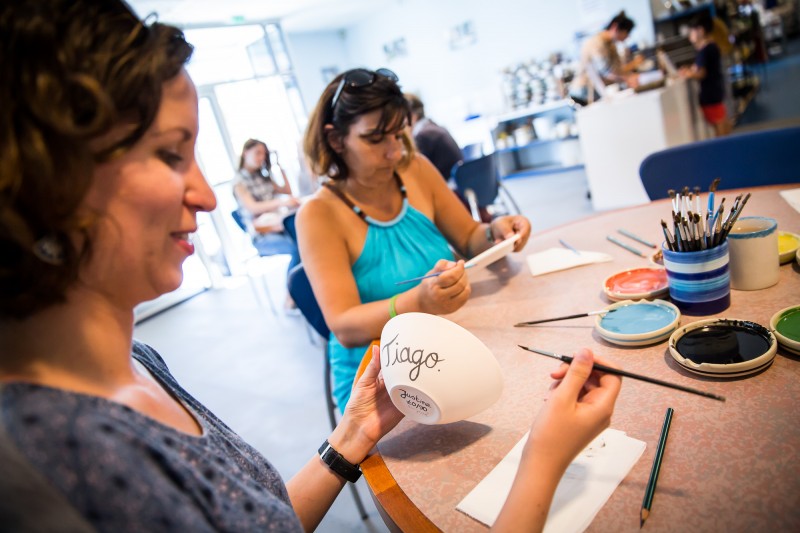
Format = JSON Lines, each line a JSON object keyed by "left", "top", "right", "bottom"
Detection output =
{"left": 374, "top": 185, "right": 800, "bottom": 532}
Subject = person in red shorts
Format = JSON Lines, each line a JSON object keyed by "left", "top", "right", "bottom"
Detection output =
{"left": 680, "top": 14, "right": 732, "bottom": 136}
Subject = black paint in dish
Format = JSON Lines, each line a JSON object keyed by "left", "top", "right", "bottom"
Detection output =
{"left": 675, "top": 320, "right": 772, "bottom": 365}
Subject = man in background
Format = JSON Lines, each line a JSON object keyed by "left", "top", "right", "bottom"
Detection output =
{"left": 405, "top": 93, "right": 463, "bottom": 180}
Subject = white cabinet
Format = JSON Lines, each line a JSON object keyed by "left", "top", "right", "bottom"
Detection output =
{"left": 576, "top": 79, "right": 706, "bottom": 211}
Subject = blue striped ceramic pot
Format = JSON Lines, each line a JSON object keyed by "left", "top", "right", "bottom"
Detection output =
{"left": 662, "top": 240, "right": 730, "bottom": 315}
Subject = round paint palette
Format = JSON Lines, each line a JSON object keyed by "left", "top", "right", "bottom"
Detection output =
{"left": 778, "top": 231, "right": 800, "bottom": 264}
{"left": 770, "top": 305, "right": 800, "bottom": 356}
{"left": 595, "top": 299, "right": 680, "bottom": 346}
{"left": 669, "top": 318, "right": 777, "bottom": 377}
{"left": 603, "top": 267, "right": 669, "bottom": 301}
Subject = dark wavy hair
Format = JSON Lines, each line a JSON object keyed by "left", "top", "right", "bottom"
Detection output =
{"left": 303, "top": 68, "right": 414, "bottom": 182}
{"left": 238, "top": 138, "right": 271, "bottom": 173}
{"left": 607, "top": 11, "right": 635, "bottom": 33}
{"left": 0, "top": 0, "right": 193, "bottom": 320}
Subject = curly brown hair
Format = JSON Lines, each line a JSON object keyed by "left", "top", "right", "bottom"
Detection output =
{"left": 303, "top": 68, "right": 414, "bottom": 182}
{"left": 0, "top": 0, "right": 193, "bottom": 320}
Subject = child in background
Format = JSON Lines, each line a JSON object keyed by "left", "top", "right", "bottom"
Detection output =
{"left": 681, "top": 14, "right": 732, "bottom": 136}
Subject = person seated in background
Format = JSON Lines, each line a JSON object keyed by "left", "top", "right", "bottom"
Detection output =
{"left": 680, "top": 14, "right": 732, "bottom": 137}
{"left": 406, "top": 93, "right": 493, "bottom": 223}
{"left": 0, "top": 4, "right": 623, "bottom": 530}
{"left": 404, "top": 93, "right": 463, "bottom": 181}
{"left": 233, "top": 139, "right": 301, "bottom": 302}
{"left": 569, "top": 11, "right": 643, "bottom": 104}
{"left": 298, "top": 67, "right": 532, "bottom": 410}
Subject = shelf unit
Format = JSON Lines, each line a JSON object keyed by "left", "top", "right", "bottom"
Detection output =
{"left": 491, "top": 99, "right": 583, "bottom": 180}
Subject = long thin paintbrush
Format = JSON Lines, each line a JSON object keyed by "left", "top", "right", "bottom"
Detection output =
{"left": 517, "top": 346, "right": 726, "bottom": 401}
{"left": 514, "top": 309, "right": 614, "bottom": 327}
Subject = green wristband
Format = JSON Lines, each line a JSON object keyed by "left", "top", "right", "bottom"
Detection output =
{"left": 389, "top": 294, "right": 399, "bottom": 318}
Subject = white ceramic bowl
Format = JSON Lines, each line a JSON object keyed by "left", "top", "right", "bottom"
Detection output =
{"left": 668, "top": 318, "right": 777, "bottom": 377}
{"left": 594, "top": 299, "right": 680, "bottom": 346}
{"left": 379, "top": 313, "right": 503, "bottom": 425}
{"left": 770, "top": 305, "right": 800, "bottom": 356}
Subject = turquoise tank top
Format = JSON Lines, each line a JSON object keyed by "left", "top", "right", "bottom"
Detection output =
{"left": 325, "top": 178, "right": 454, "bottom": 409}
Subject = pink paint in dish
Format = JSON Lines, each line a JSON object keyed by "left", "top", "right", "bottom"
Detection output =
{"left": 603, "top": 267, "right": 669, "bottom": 301}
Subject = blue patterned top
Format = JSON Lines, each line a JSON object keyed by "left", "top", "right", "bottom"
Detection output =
{"left": 0, "top": 341, "right": 303, "bottom": 532}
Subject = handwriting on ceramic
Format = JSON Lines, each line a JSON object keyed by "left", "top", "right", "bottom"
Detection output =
{"left": 398, "top": 389, "right": 432, "bottom": 414}
{"left": 381, "top": 333, "right": 445, "bottom": 381}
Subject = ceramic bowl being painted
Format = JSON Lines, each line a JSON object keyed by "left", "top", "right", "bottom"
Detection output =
{"left": 778, "top": 231, "right": 800, "bottom": 264}
{"left": 770, "top": 305, "right": 800, "bottom": 356}
{"left": 595, "top": 299, "right": 680, "bottom": 346}
{"left": 603, "top": 266, "right": 669, "bottom": 301}
{"left": 668, "top": 318, "right": 777, "bottom": 377}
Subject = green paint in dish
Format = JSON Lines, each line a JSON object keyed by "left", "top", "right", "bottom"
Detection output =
{"left": 776, "top": 307, "right": 800, "bottom": 342}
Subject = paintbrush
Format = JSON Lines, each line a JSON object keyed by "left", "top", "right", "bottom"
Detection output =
{"left": 514, "top": 308, "right": 615, "bottom": 327}
{"left": 518, "top": 346, "right": 726, "bottom": 401}
{"left": 394, "top": 263, "right": 475, "bottom": 285}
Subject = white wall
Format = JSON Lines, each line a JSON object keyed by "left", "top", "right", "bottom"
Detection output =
{"left": 286, "top": 29, "right": 350, "bottom": 113}
{"left": 287, "top": 0, "right": 654, "bottom": 143}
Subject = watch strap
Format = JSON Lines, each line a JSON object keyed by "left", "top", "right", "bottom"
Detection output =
{"left": 318, "top": 439, "right": 362, "bottom": 483}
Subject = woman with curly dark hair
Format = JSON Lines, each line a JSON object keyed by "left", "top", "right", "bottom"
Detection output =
{"left": 0, "top": 1, "right": 621, "bottom": 530}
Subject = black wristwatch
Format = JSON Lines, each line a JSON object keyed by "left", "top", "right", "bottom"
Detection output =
{"left": 318, "top": 439, "right": 362, "bottom": 483}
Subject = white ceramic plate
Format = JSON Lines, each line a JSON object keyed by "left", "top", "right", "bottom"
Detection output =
{"left": 595, "top": 299, "right": 680, "bottom": 346}
{"left": 465, "top": 233, "right": 521, "bottom": 270}
{"left": 668, "top": 318, "right": 777, "bottom": 377}
{"left": 770, "top": 305, "right": 800, "bottom": 356}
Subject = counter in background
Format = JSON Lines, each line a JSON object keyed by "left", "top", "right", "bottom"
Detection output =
{"left": 576, "top": 79, "right": 707, "bottom": 211}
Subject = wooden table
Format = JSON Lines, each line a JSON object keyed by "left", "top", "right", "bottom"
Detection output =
{"left": 359, "top": 186, "right": 800, "bottom": 532}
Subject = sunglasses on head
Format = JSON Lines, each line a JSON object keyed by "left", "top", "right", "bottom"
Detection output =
{"left": 329, "top": 68, "right": 399, "bottom": 114}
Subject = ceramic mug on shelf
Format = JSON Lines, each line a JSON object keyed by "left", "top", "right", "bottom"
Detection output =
{"left": 379, "top": 313, "right": 503, "bottom": 425}
{"left": 662, "top": 240, "right": 730, "bottom": 315}
{"left": 727, "top": 216, "right": 780, "bottom": 291}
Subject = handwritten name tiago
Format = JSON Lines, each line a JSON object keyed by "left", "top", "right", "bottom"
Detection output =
{"left": 381, "top": 333, "right": 445, "bottom": 381}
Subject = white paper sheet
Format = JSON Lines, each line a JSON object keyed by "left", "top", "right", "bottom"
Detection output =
{"left": 779, "top": 188, "right": 800, "bottom": 214}
{"left": 457, "top": 428, "right": 646, "bottom": 533}
{"left": 526, "top": 248, "right": 613, "bottom": 276}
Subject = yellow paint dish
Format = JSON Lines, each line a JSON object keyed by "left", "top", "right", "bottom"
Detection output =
{"left": 778, "top": 231, "right": 800, "bottom": 264}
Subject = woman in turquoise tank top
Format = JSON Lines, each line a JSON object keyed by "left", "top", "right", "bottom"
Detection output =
{"left": 298, "top": 68, "right": 532, "bottom": 409}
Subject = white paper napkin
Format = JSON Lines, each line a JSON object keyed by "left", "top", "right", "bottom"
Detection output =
{"left": 526, "top": 248, "right": 613, "bottom": 276}
{"left": 457, "top": 428, "right": 646, "bottom": 533}
{"left": 779, "top": 188, "right": 800, "bottom": 214}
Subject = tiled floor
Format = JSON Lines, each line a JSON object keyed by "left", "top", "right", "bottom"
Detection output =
{"left": 133, "top": 169, "right": 594, "bottom": 532}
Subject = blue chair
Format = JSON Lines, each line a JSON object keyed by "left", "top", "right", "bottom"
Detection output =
{"left": 639, "top": 126, "right": 800, "bottom": 200}
{"left": 460, "top": 142, "right": 483, "bottom": 162}
{"left": 285, "top": 264, "right": 369, "bottom": 520}
{"left": 282, "top": 212, "right": 297, "bottom": 243}
{"left": 452, "top": 153, "right": 521, "bottom": 222}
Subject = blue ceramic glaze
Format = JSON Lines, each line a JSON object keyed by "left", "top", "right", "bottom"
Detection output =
{"left": 600, "top": 303, "right": 678, "bottom": 334}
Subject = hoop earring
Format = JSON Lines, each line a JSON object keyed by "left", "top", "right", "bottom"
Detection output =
{"left": 32, "top": 235, "right": 65, "bottom": 265}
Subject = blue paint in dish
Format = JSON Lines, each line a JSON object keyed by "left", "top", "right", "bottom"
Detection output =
{"left": 599, "top": 303, "right": 677, "bottom": 334}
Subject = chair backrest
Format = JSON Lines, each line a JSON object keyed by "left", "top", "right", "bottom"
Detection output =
{"left": 283, "top": 212, "right": 297, "bottom": 243}
{"left": 639, "top": 126, "right": 800, "bottom": 200}
{"left": 452, "top": 153, "right": 499, "bottom": 206}
{"left": 461, "top": 142, "right": 483, "bottom": 162}
{"left": 231, "top": 209, "right": 247, "bottom": 232}
{"left": 286, "top": 264, "right": 329, "bottom": 340}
